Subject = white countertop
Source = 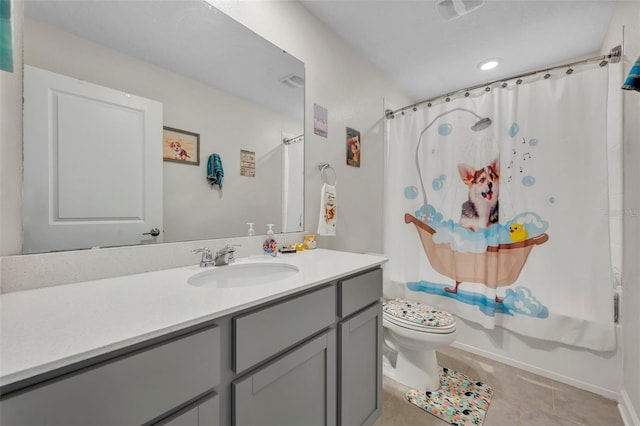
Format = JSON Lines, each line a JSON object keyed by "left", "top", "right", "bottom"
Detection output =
{"left": 0, "top": 249, "right": 386, "bottom": 387}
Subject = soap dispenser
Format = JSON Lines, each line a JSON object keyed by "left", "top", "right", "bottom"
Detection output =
{"left": 262, "top": 224, "right": 277, "bottom": 257}
{"left": 247, "top": 222, "right": 255, "bottom": 236}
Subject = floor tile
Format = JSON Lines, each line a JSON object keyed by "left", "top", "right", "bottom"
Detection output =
{"left": 375, "top": 346, "right": 624, "bottom": 426}
{"left": 518, "top": 404, "right": 568, "bottom": 426}
{"left": 482, "top": 395, "right": 519, "bottom": 426}
{"left": 552, "top": 380, "right": 623, "bottom": 426}
{"left": 467, "top": 355, "right": 554, "bottom": 413}
{"left": 436, "top": 345, "right": 474, "bottom": 375}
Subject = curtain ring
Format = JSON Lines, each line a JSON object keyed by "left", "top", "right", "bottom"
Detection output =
{"left": 318, "top": 163, "right": 337, "bottom": 185}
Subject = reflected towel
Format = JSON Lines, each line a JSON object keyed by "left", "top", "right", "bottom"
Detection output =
{"left": 207, "top": 153, "right": 224, "bottom": 190}
{"left": 317, "top": 183, "right": 336, "bottom": 236}
{"left": 0, "top": 0, "right": 14, "bottom": 73}
{"left": 622, "top": 56, "right": 640, "bottom": 93}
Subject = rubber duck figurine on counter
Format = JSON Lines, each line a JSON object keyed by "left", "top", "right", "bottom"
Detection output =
{"left": 303, "top": 234, "right": 317, "bottom": 249}
{"left": 279, "top": 234, "right": 318, "bottom": 254}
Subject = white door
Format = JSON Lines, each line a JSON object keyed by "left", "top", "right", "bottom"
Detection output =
{"left": 23, "top": 65, "right": 163, "bottom": 253}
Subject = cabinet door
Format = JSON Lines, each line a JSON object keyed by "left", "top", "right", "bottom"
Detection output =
{"left": 339, "top": 303, "right": 382, "bottom": 426}
{"left": 159, "top": 393, "right": 219, "bottom": 426}
{"left": 233, "top": 330, "right": 336, "bottom": 426}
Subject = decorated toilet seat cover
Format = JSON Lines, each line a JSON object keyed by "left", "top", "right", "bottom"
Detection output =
{"left": 383, "top": 298, "right": 456, "bottom": 330}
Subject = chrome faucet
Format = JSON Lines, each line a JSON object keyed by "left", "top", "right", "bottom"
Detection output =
{"left": 193, "top": 244, "right": 241, "bottom": 267}
{"left": 213, "top": 243, "right": 241, "bottom": 266}
{"left": 193, "top": 247, "right": 215, "bottom": 267}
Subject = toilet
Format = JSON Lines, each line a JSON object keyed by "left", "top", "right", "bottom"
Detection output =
{"left": 382, "top": 298, "right": 457, "bottom": 391}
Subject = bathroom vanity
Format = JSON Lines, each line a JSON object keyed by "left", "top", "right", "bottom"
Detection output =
{"left": 0, "top": 250, "right": 385, "bottom": 426}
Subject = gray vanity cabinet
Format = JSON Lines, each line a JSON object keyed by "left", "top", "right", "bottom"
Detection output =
{"left": 0, "top": 266, "right": 384, "bottom": 426}
{"left": 233, "top": 330, "right": 337, "bottom": 426}
{"left": 337, "top": 268, "right": 383, "bottom": 426}
{"left": 0, "top": 326, "right": 221, "bottom": 426}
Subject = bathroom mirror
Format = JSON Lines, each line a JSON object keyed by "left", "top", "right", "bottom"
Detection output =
{"left": 21, "top": 0, "right": 305, "bottom": 254}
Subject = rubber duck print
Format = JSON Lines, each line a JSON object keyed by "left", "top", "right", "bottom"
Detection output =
{"left": 509, "top": 223, "right": 528, "bottom": 243}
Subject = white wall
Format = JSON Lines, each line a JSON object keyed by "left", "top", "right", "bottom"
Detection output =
{"left": 24, "top": 18, "right": 301, "bottom": 242}
{"left": 0, "top": 0, "right": 411, "bottom": 292}
{"left": 604, "top": 1, "right": 640, "bottom": 423}
{"left": 211, "top": 0, "right": 412, "bottom": 255}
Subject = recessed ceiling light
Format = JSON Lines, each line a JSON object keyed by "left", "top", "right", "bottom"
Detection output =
{"left": 479, "top": 58, "right": 501, "bottom": 71}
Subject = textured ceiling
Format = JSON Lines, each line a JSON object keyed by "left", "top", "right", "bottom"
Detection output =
{"left": 301, "top": 0, "right": 617, "bottom": 102}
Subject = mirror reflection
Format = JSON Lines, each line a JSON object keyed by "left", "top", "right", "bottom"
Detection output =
{"left": 22, "top": 0, "right": 305, "bottom": 254}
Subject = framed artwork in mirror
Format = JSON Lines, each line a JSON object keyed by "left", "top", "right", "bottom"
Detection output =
{"left": 163, "top": 126, "right": 200, "bottom": 166}
{"left": 346, "top": 127, "right": 361, "bottom": 167}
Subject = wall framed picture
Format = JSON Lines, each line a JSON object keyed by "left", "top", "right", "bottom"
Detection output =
{"left": 314, "top": 104, "right": 328, "bottom": 137}
{"left": 240, "top": 149, "right": 256, "bottom": 177}
{"left": 346, "top": 127, "right": 361, "bottom": 167}
{"left": 162, "top": 126, "right": 200, "bottom": 166}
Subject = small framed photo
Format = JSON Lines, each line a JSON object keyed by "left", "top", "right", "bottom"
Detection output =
{"left": 314, "top": 104, "right": 328, "bottom": 138}
{"left": 240, "top": 149, "right": 256, "bottom": 177}
{"left": 346, "top": 127, "right": 361, "bottom": 167}
{"left": 163, "top": 126, "right": 200, "bottom": 166}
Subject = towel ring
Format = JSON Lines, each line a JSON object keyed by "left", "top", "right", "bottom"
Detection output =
{"left": 318, "top": 163, "right": 337, "bottom": 185}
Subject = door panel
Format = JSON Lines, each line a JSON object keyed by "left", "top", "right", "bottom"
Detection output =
{"left": 23, "top": 65, "right": 163, "bottom": 253}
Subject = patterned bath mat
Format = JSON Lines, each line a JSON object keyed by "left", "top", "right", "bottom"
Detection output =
{"left": 405, "top": 367, "right": 493, "bottom": 426}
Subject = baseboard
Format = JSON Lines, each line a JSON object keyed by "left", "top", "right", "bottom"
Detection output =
{"left": 451, "top": 342, "right": 620, "bottom": 400}
{"left": 618, "top": 388, "right": 640, "bottom": 426}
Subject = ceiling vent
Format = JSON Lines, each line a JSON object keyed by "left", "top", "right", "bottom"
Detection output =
{"left": 280, "top": 73, "right": 305, "bottom": 89}
{"left": 435, "top": 0, "right": 484, "bottom": 22}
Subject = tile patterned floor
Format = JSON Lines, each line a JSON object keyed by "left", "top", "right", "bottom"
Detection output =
{"left": 374, "top": 346, "right": 624, "bottom": 426}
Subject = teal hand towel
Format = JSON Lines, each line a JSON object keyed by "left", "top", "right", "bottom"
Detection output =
{"left": 0, "top": 0, "right": 14, "bottom": 73}
{"left": 207, "top": 154, "right": 224, "bottom": 190}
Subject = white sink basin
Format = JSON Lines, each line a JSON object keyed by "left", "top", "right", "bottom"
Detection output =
{"left": 187, "top": 262, "right": 299, "bottom": 289}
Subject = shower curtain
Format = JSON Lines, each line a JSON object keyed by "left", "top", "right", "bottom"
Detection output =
{"left": 384, "top": 65, "right": 616, "bottom": 351}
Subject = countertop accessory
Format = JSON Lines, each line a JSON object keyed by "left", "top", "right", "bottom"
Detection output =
{"left": 192, "top": 247, "right": 215, "bottom": 267}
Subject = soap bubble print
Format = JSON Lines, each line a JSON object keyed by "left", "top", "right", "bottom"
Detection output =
{"left": 432, "top": 174, "right": 446, "bottom": 191}
{"left": 502, "top": 287, "right": 548, "bottom": 318}
{"left": 509, "top": 122, "right": 520, "bottom": 138}
{"left": 416, "top": 205, "right": 549, "bottom": 254}
{"left": 406, "top": 204, "right": 550, "bottom": 319}
{"left": 404, "top": 186, "right": 419, "bottom": 200}
{"left": 522, "top": 176, "right": 536, "bottom": 187}
{"left": 438, "top": 123, "right": 452, "bottom": 136}
{"left": 528, "top": 138, "right": 539, "bottom": 146}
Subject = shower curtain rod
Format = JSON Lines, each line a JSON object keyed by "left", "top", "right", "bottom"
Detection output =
{"left": 385, "top": 45, "right": 622, "bottom": 119}
{"left": 283, "top": 134, "right": 304, "bottom": 145}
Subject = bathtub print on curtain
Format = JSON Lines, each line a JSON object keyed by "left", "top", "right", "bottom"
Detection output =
{"left": 385, "top": 65, "right": 616, "bottom": 351}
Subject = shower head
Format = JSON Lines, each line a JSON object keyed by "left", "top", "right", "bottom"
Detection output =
{"left": 471, "top": 117, "right": 492, "bottom": 131}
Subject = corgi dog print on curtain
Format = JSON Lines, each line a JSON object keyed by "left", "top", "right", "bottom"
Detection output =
{"left": 384, "top": 65, "right": 616, "bottom": 351}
